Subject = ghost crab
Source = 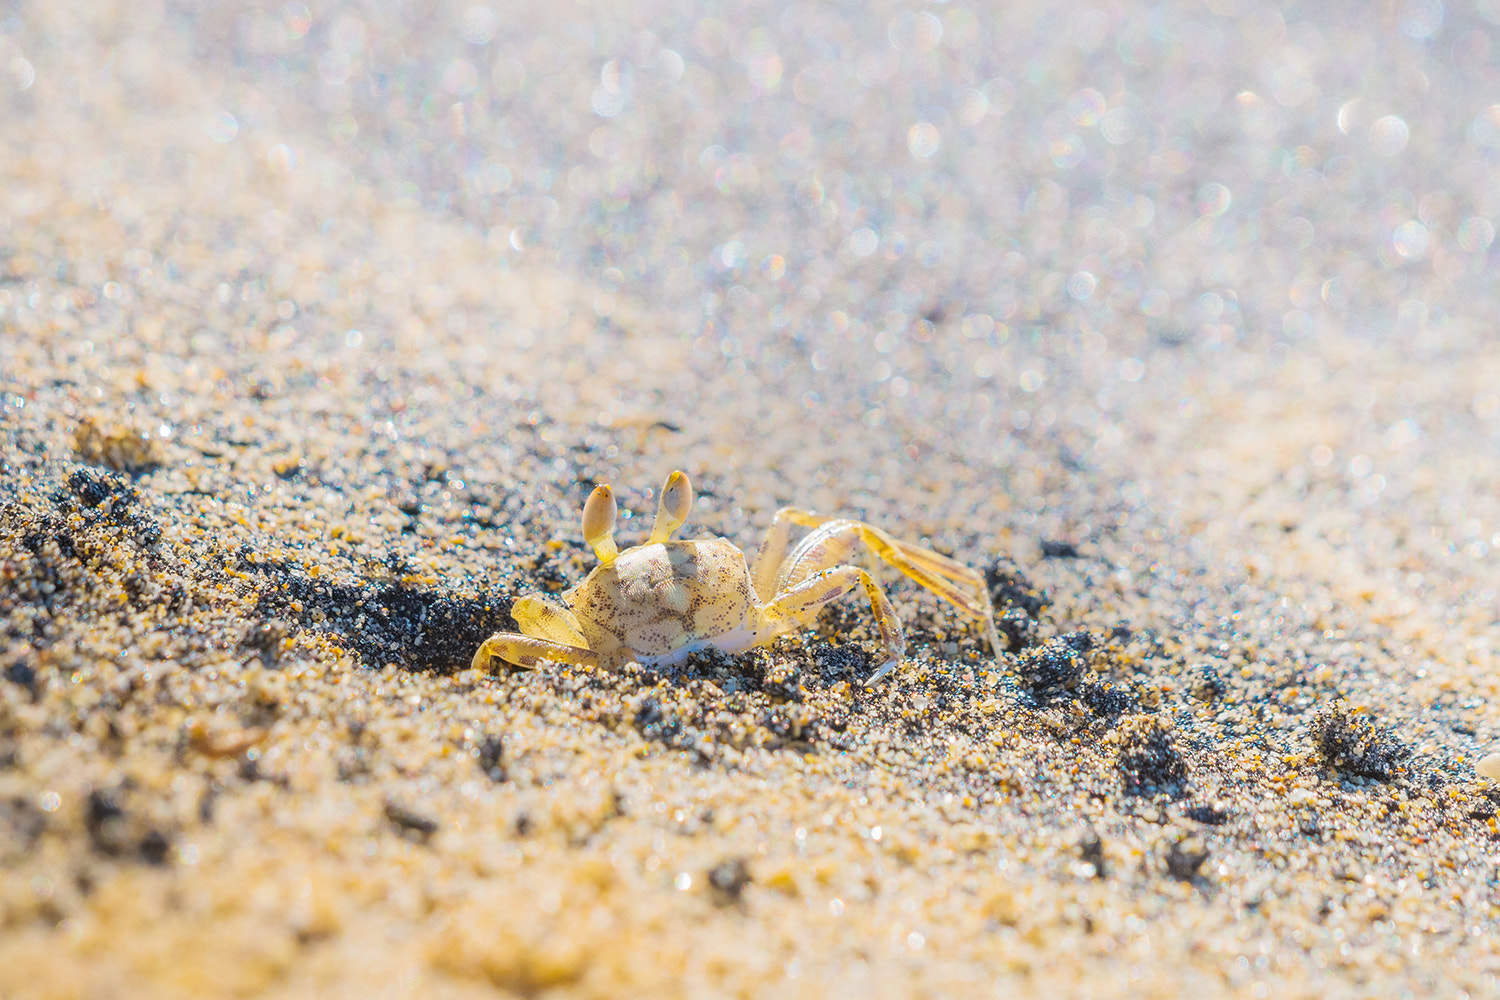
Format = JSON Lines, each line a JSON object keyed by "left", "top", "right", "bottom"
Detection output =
{"left": 471, "top": 471, "right": 1002, "bottom": 683}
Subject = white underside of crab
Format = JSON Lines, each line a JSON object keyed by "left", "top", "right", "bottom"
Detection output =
{"left": 628, "top": 625, "right": 760, "bottom": 668}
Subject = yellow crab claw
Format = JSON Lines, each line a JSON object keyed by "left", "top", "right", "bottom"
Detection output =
{"left": 582, "top": 484, "right": 620, "bottom": 565}
{"left": 648, "top": 470, "right": 694, "bottom": 544}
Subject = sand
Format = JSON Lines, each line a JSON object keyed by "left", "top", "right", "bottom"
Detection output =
{"left": 2, "top": 1, "right": 1500, "bottom": 997}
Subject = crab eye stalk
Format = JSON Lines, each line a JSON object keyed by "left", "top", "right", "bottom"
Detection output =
{"left": 582, "top": 484, "right": 620, "bottom": 565}
{"left": 648, "top": 469, "right": 694, "bottom": 543}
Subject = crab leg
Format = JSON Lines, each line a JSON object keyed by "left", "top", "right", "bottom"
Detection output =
{"left": 754, "top": 508, "right": 1002, "bottom": 656}
{"left": 749, "top": 508, "right": 800, "bottom": 601}
{"left": 471, "top": 595, "right": 598, "bottom": 670}
{"left": 753, "top": 565, "right": 907, "bottom": 684}
{"left": 472, "top": 632, "right": 599, "bottom": 670}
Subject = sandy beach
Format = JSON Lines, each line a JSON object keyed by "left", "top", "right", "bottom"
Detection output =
{"left": 3, "top": 1, "right": 1499, "bottom": 996}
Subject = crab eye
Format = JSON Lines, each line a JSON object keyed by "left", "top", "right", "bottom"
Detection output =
{"left": 648, "top": 470, "right": 694, "bottom": 543}
{"left": 582, "top": 484, "right": 620, "bottom": 564}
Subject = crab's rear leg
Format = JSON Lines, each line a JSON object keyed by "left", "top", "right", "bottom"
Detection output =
{"left": 471, "top": 594, "right": 599, "bottom": 670}
{"left": 756, "top": 509, "right": 1003, "bottom": 656}
{"left": 754, "top": 565, "right": 907, "bottom": 684}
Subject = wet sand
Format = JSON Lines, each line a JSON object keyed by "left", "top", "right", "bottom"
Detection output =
{"left": 3, "top": 1, "right": 1500, "bottom": 997}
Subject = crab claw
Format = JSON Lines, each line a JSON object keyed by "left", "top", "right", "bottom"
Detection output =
{"left": 582, "top": 484, "right": 620, "bottom": 565}
{"left": 648, "top": 470, "right": 694, "bottom": 544}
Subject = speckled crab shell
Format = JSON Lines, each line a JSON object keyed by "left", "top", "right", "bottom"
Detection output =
{"left": 564, "top": 538, "right": 759, "bottom": 668}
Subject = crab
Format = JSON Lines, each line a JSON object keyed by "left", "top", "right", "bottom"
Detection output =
{"left": 471, "top": 470, "right": 1003, "bottom": 683}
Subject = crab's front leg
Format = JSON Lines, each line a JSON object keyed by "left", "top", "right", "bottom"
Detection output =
{"left": 758, "top": 508, "right": 1002, "bottom": 656}
{"left": 471, "top": 594, "right": 599, "bottom": 670}
{"left": 749, "top": 508, "right": 802, "bottom": 601}
{"left": 753, "top": 566, "right": 907, "bottom": 684}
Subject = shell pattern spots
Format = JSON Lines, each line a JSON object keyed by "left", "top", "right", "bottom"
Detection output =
{"left": 569, "top": 540, "right": 755, "bottom": 666}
